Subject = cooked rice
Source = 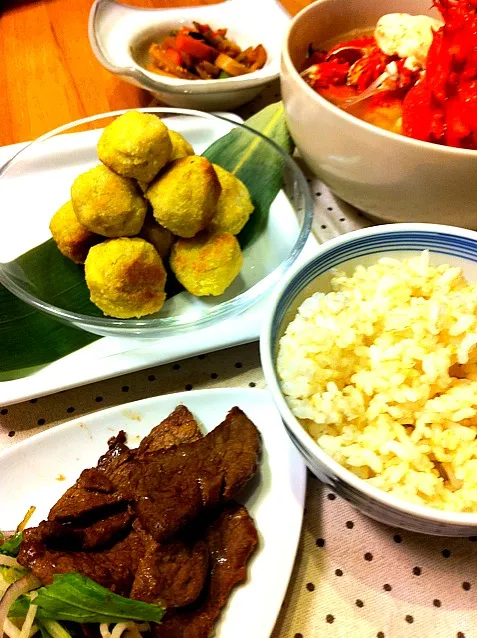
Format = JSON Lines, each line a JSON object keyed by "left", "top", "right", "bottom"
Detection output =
{"left": 277, "top": 251, "right": 477, "bottom": 511}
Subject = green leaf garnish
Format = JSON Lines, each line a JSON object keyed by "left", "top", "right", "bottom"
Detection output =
{"left": 9, "top": 573, "right": 165, "bottom": 624}
{"left": 38, "top": 619, "right": 73, "bottom": 638}
{"left": 0, "top": 532, "right": 23, "bottom": 557}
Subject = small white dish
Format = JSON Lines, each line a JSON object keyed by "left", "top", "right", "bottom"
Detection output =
{"left": 89, "top": 0, "right": 290, "bottom": 110}
{"left": 0, "top": 387, "right": 306, "bottom": 638}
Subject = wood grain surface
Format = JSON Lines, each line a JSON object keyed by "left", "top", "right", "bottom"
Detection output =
{"left": 0, "top": 0, "right": 310, "bottom": 145}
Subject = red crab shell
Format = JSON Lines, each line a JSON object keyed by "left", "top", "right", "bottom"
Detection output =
{"left": 402, "top": 0, "right": 477, "bottom": 149}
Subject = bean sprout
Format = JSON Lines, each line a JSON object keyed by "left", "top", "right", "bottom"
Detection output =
{"left": 3, "top": 618, "right": 20, "bottom": 638}
{"left": 108, "top": 622, "right": 150, "bottom": 638}
{"left": 0, "top": 559, "right": 21, "bottom": 570}
{"left": 18, "top": 605, "right": 37, "bottom": 638}
{"left": 99, "top": 624, "right": 111, "bottom": 638}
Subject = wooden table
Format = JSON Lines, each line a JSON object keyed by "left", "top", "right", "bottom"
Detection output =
{"left": 0, "top": 0, "right": 310, "bottom": 147}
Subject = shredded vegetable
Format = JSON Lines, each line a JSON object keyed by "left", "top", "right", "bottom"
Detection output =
{"left": 15, "top": 510, "right": 35, "bottom": 535}
{"left": 37, "top": 620, "right": 72, "bottom": 638}
{"left": 3, "top": 617, "right": 21, "bottom": 638}
{"left": 18, "top": 602, "right": 37, "bottom": 638}
{"left": 0, "top": 574, "right": 41, "bottom": 638}
{"left": 99, "top": 623, "right": 150, "bottom": 638}
{"left": 0, "top": 559, "right": 21, "bottom": 571}
{"left": 0, "top": 566, "right": 162, "bottom": 638}
{"left": 147, "top": 22, "right": 267, "bottom": 79}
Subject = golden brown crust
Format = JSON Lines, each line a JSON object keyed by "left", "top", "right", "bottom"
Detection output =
{"left": 138, "top": 213, "right": 175, "bottom": 261}
{"left": 209, "top": 164, "right": 254, "bottom": 235}
{"left": 168, "top": 129, "right": 194, "bottom": 162}
{"left": 145, "top": 156, "right": 221, "bottom": 238}
{"left": 49, "top": 200, "right": 99, "bottom": 264}
{"left": 98, "top": 111, "right": 172, "bottom": 183}
{"left": 71, "top": 165, "right": 147, "bottom": 238}
{"left": 85, "top": 237, "right": 167, "bottom": 318}
{"left": 170, "top": 231, "right": 243, "bottom": 296}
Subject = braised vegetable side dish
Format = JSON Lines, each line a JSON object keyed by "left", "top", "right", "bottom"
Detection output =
{"left": 0, "top": 406, "right": 261, "bottom": 638}
{"left": 302, "top": 0, "right": 477, "bottom": 149}
{"left": 49, "top": 110, "right": 254, "bottom": 318}
{"left": 147, "top": 22, "right": 267, "bottom": 79}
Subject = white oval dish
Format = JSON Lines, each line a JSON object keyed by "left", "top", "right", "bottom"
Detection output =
{"left": 89, "top": 0, "right": 290, "bottom": 110}
{"left": 0, "top": 387, "right": 306, "bottom": 638}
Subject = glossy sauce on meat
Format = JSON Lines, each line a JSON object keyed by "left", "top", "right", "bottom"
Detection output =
{"left": 17, "top": 405, "right": 261, "bottom": 636}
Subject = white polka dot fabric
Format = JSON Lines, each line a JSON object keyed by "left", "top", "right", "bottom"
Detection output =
{"left": 273, "top": 476, "right": 477, "bottom": 638}
{"left": 2, "top": 344, "right": 477, "bottom": 638}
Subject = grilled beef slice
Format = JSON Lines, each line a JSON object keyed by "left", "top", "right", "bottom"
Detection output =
{"left": 47, "top": 407, "right": 260, "bottom": 541}
{"left": 20, "top": 407, "right": 207, "bottom": 598}
{"left": 18, "top": 406, "right": 259, "bottom": 617}
{"left": 33, "top": 507, "right": 136, "bottom": 552}
{"left": 97, "top": 430, "right": 133, "bottom": 471}
{"left": 48, "top": 407, "right": 202, "bottom": 523}
{"left": 153, "top": 503, "right": 258, "bottom": 638}
{"left": 17, "top": 522, "right": 144, "bottom": 596}
{"left": 130, "top": 536, "right": 209, "bottom": 607}
{"left": 130, "top": 409, "right": 208, "bottom": 608}
{"left": 137, "top": 405, "right": 203, "bottom": 456}
{"left": 109, "top": 407, "right": 261, "bottom": 542}
{"left": 48, "top": 432, "right": 132, "bottom": 523}
{"left": 48, "top": 471, "right": 124, "bottom": 523}
{"left": 78, "top": 508, "right": 135, "bottom": 550}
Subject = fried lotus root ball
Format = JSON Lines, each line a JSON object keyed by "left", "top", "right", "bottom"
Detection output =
{"left": 85, "top": 237, "right": 167, "bottom": 318}
{"left": 135, "top": 132, "right": 193, "bottom": 192}
{"left": 170, "top": 231, "right": 243, "bottom": 296}
{"left": 139, "top": 213, "right": 175, "bottom": 260}
{"left": 97, "top": 110, "right": 172, "bottom": 183}
{"left": 168, "top": 130, "right": 194, "bottom": 161}
{"left": 71, "top": 165, "right": 147, "bottom": 238}
{"left": 136, "top": 179, "right": 150, "bottom": 194}
{"left": 145, "top": 155, "right": 221, "bottom": 238}
{"left": 209, "top": 164, "right": 254, "bottom": 235}
{"left": 49, "top": 200, "right": 99, "bottom": 264}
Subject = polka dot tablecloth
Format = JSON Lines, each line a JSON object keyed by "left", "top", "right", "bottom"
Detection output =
{"left": 1, "top": 83, "right": 477, "bottom": 638}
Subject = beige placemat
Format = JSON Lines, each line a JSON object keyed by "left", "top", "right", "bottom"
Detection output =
{"left": 2, "top": 342, "right": 477, "bottom": 638}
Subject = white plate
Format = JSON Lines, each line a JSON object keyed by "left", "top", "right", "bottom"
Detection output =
{"left": 0, "top": 116, "right": 318, "bottom": 406}
{"left": 0, "top": 388, "right": 306, "bottom": 637}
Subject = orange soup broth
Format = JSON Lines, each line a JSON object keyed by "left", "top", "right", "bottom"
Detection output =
{"left": 312, "top": 28, "right": 404, "bottom": 135}
{"left": 319, "top": 86, "right": 404, "bottom": 135}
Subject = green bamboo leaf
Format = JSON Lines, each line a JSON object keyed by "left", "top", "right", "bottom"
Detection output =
{"left": 0, "top": 284, "right": 99, "bottom": 376}
{"left": 0, "top": 103, "right": 292, "bottom": 379}
{"left": 204, "top": 103, "right": 293, "bottom": 248}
